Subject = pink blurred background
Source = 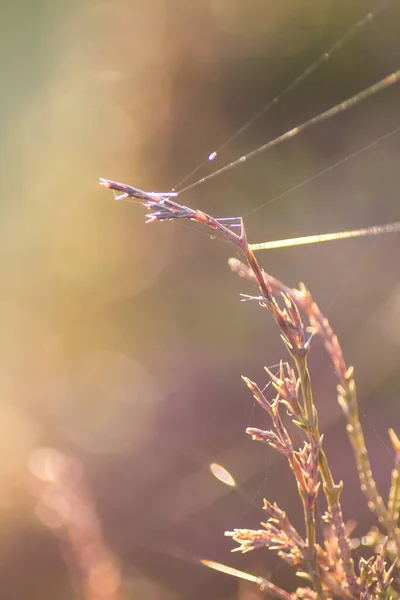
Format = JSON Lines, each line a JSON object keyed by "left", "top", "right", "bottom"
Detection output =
{"left": 0, "top": 1, "right": 400, "bottom": 598}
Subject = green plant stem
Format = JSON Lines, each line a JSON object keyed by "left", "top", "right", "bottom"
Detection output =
{"left": 338, "top": 374, "right": 388, "bottom": 524}
{"left": 301, "top": 489, "right": 326, "bottom": 599}
{"left": 388, "top": 458, "right": 400, "bottom": 526}
{"left": 294, "top": 354, "right": 359, "bottom": 596}
{"left": 338, "top": 373, "right": 400, "bottom": 555}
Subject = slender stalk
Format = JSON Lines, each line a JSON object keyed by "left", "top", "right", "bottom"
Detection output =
{"left": 388, "top": 430, "right": 400, "bottom": 540}
{"left": 300, "top": 488, "right": 326, "bottom": 598}
{"left": 338, "top": 373, "right": 388, "bottom": 524}
{"left": 293, "top": 354, "right": 359, "bottom": 596}
{"left": 200, "top": 559, "right": 293, "bottom": 600}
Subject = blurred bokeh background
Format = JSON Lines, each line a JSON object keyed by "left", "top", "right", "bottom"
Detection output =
{"left": 0, "top": 1, "right": 400, "bottom": 598}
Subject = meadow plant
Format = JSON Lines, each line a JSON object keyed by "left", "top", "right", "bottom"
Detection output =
{"left": 100, "top": 178, "right": 400, "bottom": 599}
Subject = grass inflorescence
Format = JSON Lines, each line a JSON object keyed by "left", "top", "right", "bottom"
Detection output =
{"left": 100, "top": 177, "right": 400, "bottom": 599}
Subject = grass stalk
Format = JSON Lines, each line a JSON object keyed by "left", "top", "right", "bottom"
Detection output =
{"left": 100, "top": 178, "right": 400, "bottom": 599}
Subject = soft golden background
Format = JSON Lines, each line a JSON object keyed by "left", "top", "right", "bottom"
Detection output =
{"left": 0, "top": 1, "right": 399, "bottom": 598}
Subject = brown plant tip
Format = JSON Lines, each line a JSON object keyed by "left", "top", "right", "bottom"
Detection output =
{"left": 99, "top": 178, "right": 158, "bottom": 202}
{"left": 99, "top": 177, "right": 111, "bottom": 188}
{"left": 265, "top": 361, "right": 301, "bottom": 417}
{"left": 242, "top": 379, "right": 293, "bottom": 446}
{"left": 295, "top": 441, "right": 321, "bottom": 506}
{"left": 300, "top": 283, "right": 348, "bottom": 384}
{"left": 389, "top": 428, "right": 400, "bottom": 455}
{"left": 246, "top": 427, "right": 291, "bottom": 456}
{"left": 275, "top": 293, "right": 310, "bottom": 355}
{"left": 241, "top": 290, "right": 310, "bottom": 355}
{"left": 242, "top": 376, "right": 274, "bottom": 415}
{"left": 225, "top": 512, "right": 305, "bottom": 567}
{"left": 358, "top": 537, "right": 395, "bottom": 596}
{"left": 225, "top": 528, "right": 274, "bottom": 554}
{"left": 242, "top": 376, "right": 313, "bottom": 493}
{"left": 262, "top": 500, "right": 306, "bottom": 553}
